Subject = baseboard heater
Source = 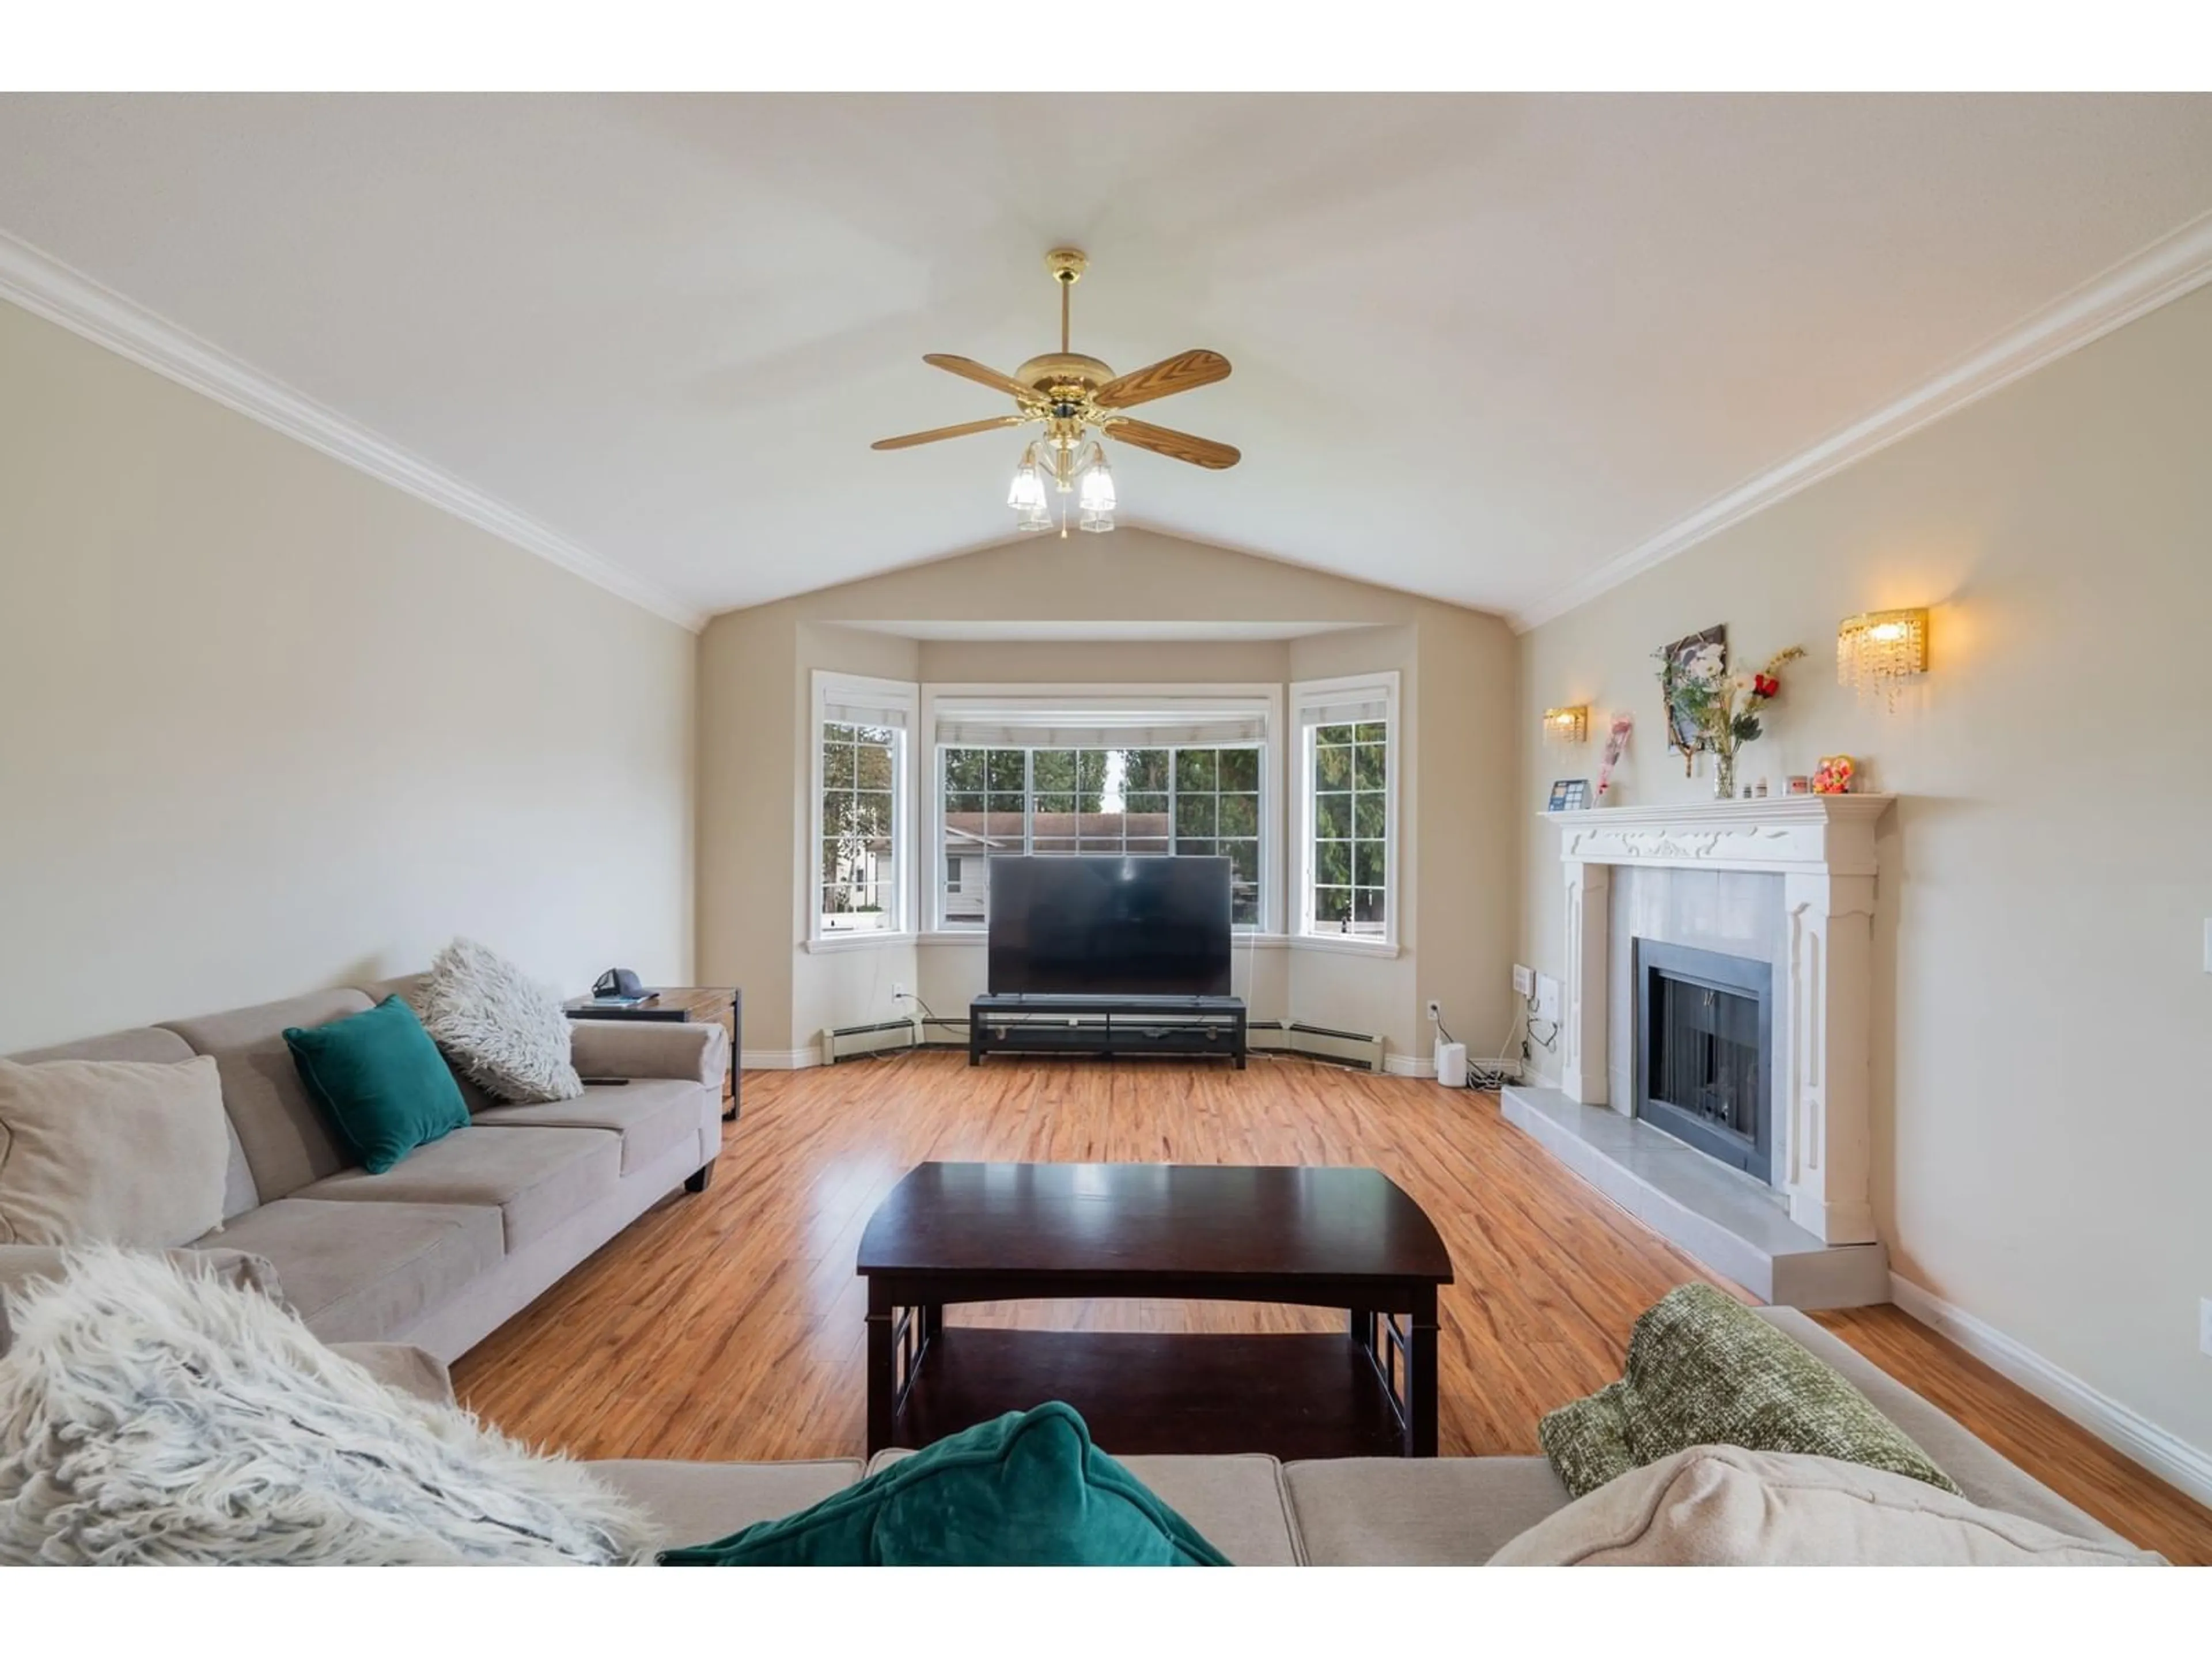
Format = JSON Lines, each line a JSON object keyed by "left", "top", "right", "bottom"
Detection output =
{"left": 819, "top": 1018, "right": 922, "bottom": 1064}
{"left": 1245, "top": 1020, "right": 1386, "bottom": 1073}
{"left": 823, "top": 1016, "right": 1384, "bottom": 1072}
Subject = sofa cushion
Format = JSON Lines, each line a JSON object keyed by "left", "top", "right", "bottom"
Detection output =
{"left": 328, "top": 1342, "right": 456, "bottom": 1409}
{"left": 0, "top": 1056, "right": 230, "bottom": 1248}
{"left": 869, "top": 1446, "right": 1301, "bottom": 1566}
{"left": 421, "top": 939, "right": 584, "bottom": 1105}
{"left": 1541, "top": 1283, "right": 1959, "bottom": 1499}
{"left": 1487, "top": 1444, "right": 2161, "bottom": 1565}
{"left": 470, "top": 1080, "right": 704, "bottom": 1176}
{"left": 1283, "top": 1455, "right": 1572, "bottom": 1566}
{"left": 1753, "top": 1307, "right": 2133, "bottom": 1547}
{"left": 196, "top": 1197, "right": 503, "bottom": 1345}
{"left": 162, "top": 989, "right": 376, "bottom": 1203}
{"left": 282, "top": 997, "right": 469, "bottom": 1175}
{"left": 590, "top": 1460, "right": 866, "bottom": 1549}
{"left": 291, "top": 1126, "right": 620, "bottom": 1252}
{"left": 661, "top": 1403, "right": 1228, "bottom": 1566}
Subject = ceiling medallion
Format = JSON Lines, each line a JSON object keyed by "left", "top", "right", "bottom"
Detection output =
{"left": 872, "top": 248, "right": 1239, "bottom": 536}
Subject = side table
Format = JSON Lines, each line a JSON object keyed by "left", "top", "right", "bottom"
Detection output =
{"left": 564, "top": 986, "right": 741, "bottom": 1120}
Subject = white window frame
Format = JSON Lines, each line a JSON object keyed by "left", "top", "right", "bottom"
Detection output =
{"left": 918, "top": 683, "right": 1285, "bottom": 938}
{"left": 1290, "top": 670, "right": 1400, "bottom": 956}
{"left": 808, "top": 671, "right": 919, "bottom": 950}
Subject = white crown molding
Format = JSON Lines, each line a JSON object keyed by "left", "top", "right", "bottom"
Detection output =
{"left": 1888, "top": 1272, "right": 2212, "bottom": 1513}
{"left": 1509, "top": 210, "right": 2212, "bottom": 633}
{"left": 0, "top": 231, "right": 707, "bottom": 632}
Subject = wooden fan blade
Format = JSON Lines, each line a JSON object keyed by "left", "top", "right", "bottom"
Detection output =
{"left": 1092, "top": 349, "right": 1231, "bottom": 410}
{"left": 922, "top": 354, "right": 1042, "bottom": 403}
{"left": 871, "top": 414, "right": 1031, "bottom": 451}
{"left": 1102, "top": 417, "right": 1241, "bottom": 470}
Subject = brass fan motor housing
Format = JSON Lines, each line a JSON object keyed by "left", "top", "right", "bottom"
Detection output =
{"left": 1014, "top": 352, "right": 1116, "bottom": 407}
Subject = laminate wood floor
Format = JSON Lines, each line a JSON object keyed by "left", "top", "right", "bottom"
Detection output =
{"left": 450, "top": 1052, "right": 2212, "bottom": 1562}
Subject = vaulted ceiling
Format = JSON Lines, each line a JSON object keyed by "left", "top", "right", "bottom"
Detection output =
{"left": 3, "top": 93, "right": 2209, "bottom": 628}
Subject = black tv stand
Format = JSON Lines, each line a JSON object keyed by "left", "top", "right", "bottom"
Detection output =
{"left": 968, "top": 994, "right": 1247, "bottom": 1068}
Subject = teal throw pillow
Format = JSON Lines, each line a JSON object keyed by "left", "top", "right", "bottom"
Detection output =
{"left": 658, "top": 1402, "right": 1229, "bottom": 1566}
{"left": 283, "top": 997, "right": 470, "bottom": 1175}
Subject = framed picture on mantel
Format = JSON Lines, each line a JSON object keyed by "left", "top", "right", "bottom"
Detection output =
{"left": 1546, "top": 778, "right": 1591, "bottom": 812}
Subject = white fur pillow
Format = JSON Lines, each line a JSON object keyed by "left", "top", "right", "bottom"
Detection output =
{"left": 0, "top": 1248, "right": 656, "bottom": 1564}
{"left": 421, "top": 938, "right": 584, "bottom": 1104}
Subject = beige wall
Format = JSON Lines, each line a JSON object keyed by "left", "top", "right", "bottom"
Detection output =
{"left": 695, "top": 529, "right": 1521, "bottom": 1062}
{"left": 1517, "top": 283, "right": 2212, "bottom": 1455}
{"left": 0, "top": 300, "right": 697, "bottom": 1052}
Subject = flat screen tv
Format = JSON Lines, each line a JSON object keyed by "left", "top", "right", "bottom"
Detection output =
{"left": 987, "top": 856, "right": 1232, "bottom": 997}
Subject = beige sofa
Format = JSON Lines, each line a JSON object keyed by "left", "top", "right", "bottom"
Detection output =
{"left": 2, "top": 973, "right": 726, "bottom": 1363}
{"left": 572, "top": 1308, "right": 2141, "bottom": 1563}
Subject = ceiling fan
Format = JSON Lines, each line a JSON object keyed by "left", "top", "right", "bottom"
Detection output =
{"left": 871, "top": 248, "right": 1239, "bottom": 535}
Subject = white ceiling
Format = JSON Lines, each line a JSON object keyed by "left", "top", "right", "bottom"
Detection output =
{"left": 2, "top": 93, "right": 2210, "bottom": 628}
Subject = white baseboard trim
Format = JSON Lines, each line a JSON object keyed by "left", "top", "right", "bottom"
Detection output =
{"left": 1381, "top": 1054, "right": 1438, "bottom": 1080}
{"left": 1888, "top": 1272, "right": 2212, "bottom": 1510}
{"left": 738, "top": 1047, "right": 820, "bottom": 1070}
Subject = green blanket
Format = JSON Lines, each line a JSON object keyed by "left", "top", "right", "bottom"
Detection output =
{"left": 1539, "top": 1283, "right": 1961, "bottom": 1499}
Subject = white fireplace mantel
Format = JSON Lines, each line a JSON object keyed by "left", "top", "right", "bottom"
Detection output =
{"left": 1537, "top": 794, "right": 1896, "bottom": 1245}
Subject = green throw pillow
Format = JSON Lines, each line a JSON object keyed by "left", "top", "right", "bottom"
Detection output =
{"left": 283, "top": 997, "right": 469, "bottom": 1175}
{"left": 1540, "top": 1282, "right": 1961, "bottom": 1500}
{"left": 658, "top": 1402, "right": 1229, "bottom": 1567}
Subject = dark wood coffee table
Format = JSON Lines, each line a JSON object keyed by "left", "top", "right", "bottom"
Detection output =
{"left": 856, "top": 1162, "right": 1453, "bottom": 1460}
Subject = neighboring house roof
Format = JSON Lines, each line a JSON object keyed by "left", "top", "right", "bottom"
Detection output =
{"left": 942, "top": 811, "right": 1173, "bottom": 850}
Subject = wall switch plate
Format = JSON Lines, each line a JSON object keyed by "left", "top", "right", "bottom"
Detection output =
{"left": 1513, "top": 964, "right": 1535, "bottom": 997}
{"left": 2200, "top": 1298, "right": 2212, "bottom": 1358}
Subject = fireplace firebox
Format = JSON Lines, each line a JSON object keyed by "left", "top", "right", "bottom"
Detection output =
{"left": 1633, "top": 939, "right": 1773, "bottom": 1179}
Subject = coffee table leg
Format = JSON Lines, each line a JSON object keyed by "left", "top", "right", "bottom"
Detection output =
{"left": 866, "top": 1285, "right": 895, "bottom": 1456}
{"left": 1349, "top": 1308, "right": 1376, "bottom": 1358}
{"left": 1406, "top": 1287, "right": 1438, "bottom": 1457}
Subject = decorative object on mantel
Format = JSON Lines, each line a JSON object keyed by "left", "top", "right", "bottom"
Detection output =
{"left": 1837, "top": 608, "right": 1929, "bottom": 709}
{"left": 1657, "top": 636, "right": 1808, "bottom": 800}
{"left": 1543, "top": 705, "right": 1590, "bottom": 747}
{"left": 1547, "top": 778, "right": 1592, "bottom": 812}
{"left": 1596, "top": 713, "right": 1634, "bottom": 801}
{"left": 1656, "top": 624, "right": 1726, "bottom": 771}
{"left": 1813, "top": 754, "right": 1858, "bottom": 794}
{"left": 1787, "top": 775, "right": 1813, "bottom": 796}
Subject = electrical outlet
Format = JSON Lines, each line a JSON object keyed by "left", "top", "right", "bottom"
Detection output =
{"left": 1426, "top": 999, "right": 1442, "bottom": 1024}
{"left": 1533, "top": 973, "right": 1562, "bottom": 1029}
{"left": 892, "top": 982, "right": 906, "bottom": 1002}
{"left": 1513, "top": 963, "right": 1535, "bottom": 997}
{"left": 2200, "top": 1298, "right": 2212, "bottom": 1358}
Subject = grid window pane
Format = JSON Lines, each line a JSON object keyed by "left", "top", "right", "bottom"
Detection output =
{"left": 939, "top": 738, "right": 1266, "bottom": 930}
{"left": 1305, "top": 713, "right": 1388, "bottom": 938}
{"left": 820, "top": 720, "right": 901, "bottom": 933}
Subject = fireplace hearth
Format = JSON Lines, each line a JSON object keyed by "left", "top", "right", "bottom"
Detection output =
{"left": 1634, "top": 940, "right": 1772, "bottom": 1179}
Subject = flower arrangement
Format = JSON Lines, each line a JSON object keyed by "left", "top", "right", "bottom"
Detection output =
{"left": 1596, "top": 712, "right": 1633, "bottom": 800}
{"left": 1658, "top": 641, "right": 1806, "bottom": 798}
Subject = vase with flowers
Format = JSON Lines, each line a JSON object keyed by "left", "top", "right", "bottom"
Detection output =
{"left": 1658, "top": 642, "right": 1806, "bottom": 798}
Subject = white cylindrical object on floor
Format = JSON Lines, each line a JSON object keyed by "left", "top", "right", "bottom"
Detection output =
{"left": 1434, "top": 1039, "right": 1468, "bottom": 1088}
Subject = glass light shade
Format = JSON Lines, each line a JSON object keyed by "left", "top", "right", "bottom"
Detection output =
{"left": 1078, "top": 459, "right": 1117, "bottom": 513}
{"left": 1078, "top": 506, "right": 1115, "bottom": 533}
{"left": 1016, "top": 498, "right": 1052, "bottom": 532}
{"left": 1006, "top": 460, "right": 1046, "bottom": 512}
{"left": 1836, "top": 608, "right": 1929, "bottom": 710}
{"left": 1543, "top": 705, "right": 1589, "bottom": 745}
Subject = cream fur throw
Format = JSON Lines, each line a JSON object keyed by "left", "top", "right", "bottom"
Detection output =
{"left": 422, "top": 937, "right": 584, "bottom": 1104}
{"left": 0, "top": 1249, "right": 655, "bottom": 1564}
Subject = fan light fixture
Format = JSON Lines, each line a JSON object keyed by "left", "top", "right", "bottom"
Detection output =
{"left": 1836, "top": 608, "right": 1929, "bottom": 709}
{"left": 872, "top": 248, "right": 1237, "bottom": 536}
